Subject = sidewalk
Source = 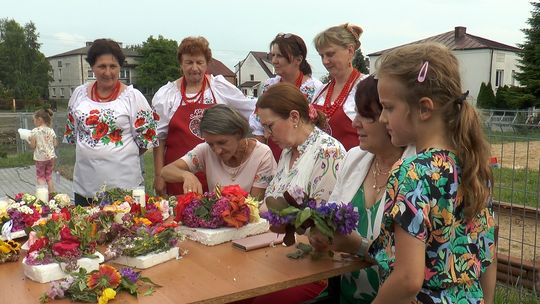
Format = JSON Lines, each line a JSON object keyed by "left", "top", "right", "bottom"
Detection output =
{"left": 0, "top": 166, "right": 72, "bottom": 199}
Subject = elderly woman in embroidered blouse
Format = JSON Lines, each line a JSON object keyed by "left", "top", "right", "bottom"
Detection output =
{"left": 160, "top": 105, "right": 276, "bottom": 200}
{"left": 312, "top": 23, "right": 366, "bottom": 151}
{"left": 152, "top": 36, "right": 256, "bottom": 196}
{"left": 257, "top": 82, "right": 345, "bottom": 207}
{"left": 309, "top": 75, "right": 415, "bottom": 304}
{"left": 250, "top": 33, "right": 323, "bottom": 160}
{"left": 64, "top": 38, "right": 159, "bottom": 205}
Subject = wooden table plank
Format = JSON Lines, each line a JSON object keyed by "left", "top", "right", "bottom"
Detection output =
{"left": 0, "top": 236, "right": 369, "bottom": 303}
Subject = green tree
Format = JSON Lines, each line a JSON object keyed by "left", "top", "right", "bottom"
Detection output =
{"left": 477, "top": 82, "right": 496, "bottom": 108}
{"left": 352, "top": 48, "right": 369, "bottom": 74}
{"left": 0, "top": 19, "right": 52, "bottom": 102}
{"left": 515, "top": 1, "right": 540, "bottom": 105}
{"left": 135, "top": 35, "right": 179, "bottom": 96}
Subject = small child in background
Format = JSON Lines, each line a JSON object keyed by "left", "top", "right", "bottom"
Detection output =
{"left": 29, "top": 108, "right": 57, "bottom": 193}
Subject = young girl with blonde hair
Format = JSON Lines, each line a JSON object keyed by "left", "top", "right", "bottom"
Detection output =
{"left": 30, "top": 108, "right": 57, "bottom": 193}
{"left": 369, "top": 42, "right": 497, "bottom": 303}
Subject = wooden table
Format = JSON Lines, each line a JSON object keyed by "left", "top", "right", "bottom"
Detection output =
{"left": 1, "top": 236, "right": 369, "bottom": 303}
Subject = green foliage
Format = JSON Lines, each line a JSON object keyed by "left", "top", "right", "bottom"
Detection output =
{"left": 0, "top": 19, "right": 52, "bottom": 102}
{"left": 135, "top": 35, "right": 180, "bottom": 97}
{"left": 477, "top": 82, "right": 496, "bottom": 108}
{"left": 352, "top": 48, "right": 369, "bottom": 74}
{"left": 495, "top": 85, "right": 537, "bottom": 109}
{"left": 515, "top": 2, "right": 540, "bottom": 106}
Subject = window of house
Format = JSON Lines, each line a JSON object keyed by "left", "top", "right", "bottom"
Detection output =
{"left": 253, "top": 88, "right": 258, "bottom": 97}
{"left": 242, "top": 89, "right": 247, "bottom": 95}
{"left": 495, "top": 69, "right": 504, "bottom": 87}
{"left": 71, "top": 87, "right": 75, "bottom": 94}
{"left": 119, "top": 68, "right": 131, "bottom": 79}
{"left": 52, "top": 88, "right": 56, "bottom": 97}
{"left": 88, "top": 69, "right": 95, "bottom": 78}
{"left": 250, "top": 74, "right": 254, "bottom": 81}
{"left": 58, "top": 61, "right": 62, "bottom": 67}
{"left": 58, "top": 69, "right": 62, "bottom": 81}
{"left": 511, "top": 70, "right": 516, "bottom": 86}
{"left": 60, "top": 88, "right": 65, "bottom": 97}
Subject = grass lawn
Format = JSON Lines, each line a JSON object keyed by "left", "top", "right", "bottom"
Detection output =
{"left": 495, "top": 285, "right": 539, "bottom": 304}
{"left": 493, "top": 167, "right": 539, "bottom": 208}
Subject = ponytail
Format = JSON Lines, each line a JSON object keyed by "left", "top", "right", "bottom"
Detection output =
{"left": 447, "top": 101, "right": 493, "bottom": 219}
{"left": 299, "top": 59, "right": 312, "bottom": 76}
{"left": 34, "top": 108, "right": 54, "bottom": 127}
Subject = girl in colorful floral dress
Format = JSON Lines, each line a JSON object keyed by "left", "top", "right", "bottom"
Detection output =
{"left": 64, "top": 39, "right": 159, "bottom": 205}
{"left": 371, "top": 42, "right": 497, "bottom": 303}
{"left": 310, "top": 42, "right": 497, "bottom": 304}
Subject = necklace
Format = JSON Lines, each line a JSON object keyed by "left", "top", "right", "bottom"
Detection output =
{"left": 371, "top": 159, "right": 391, "bottom": 193}
{"left": 180, "top": 76, "right": 207, "bottom": 104}
{"left": 226, "top": 139, "right": 249, "bottom": 181}
{"left": 91, "top": 81, "right": 121, "bottom": 102}
{"left": 320, "top": 69, "right": 360, "bottom": 117}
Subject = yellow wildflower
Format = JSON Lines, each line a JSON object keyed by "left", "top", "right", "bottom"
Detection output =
{"left": 134, "top": 217, "right": 152, "bottom": 226}
{"left": 102, "top": 288, "right": 116, "bottom": 300}
{"left": 245, "top": 196, "right": 260, "bottom": 223}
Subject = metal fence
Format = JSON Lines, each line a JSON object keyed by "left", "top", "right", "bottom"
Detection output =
{"left": 1, "top": 109, "right": 540, "bottom": 301}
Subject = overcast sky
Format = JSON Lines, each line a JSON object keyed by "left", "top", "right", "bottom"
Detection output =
{"left": 2, "top": 0, "right": 534, "bottom": 79}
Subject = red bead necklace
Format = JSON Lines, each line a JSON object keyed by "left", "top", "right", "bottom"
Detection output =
{"left": 321, "top": 69, "right": 360, "bottom": 117}
{"left": 181, "top": 76, "right": 207, "bottom": 104}
{"left": 91, "top": 81, "right": 121, "bottom": 102}
{"left": 279, "top": 71, "right": 304, "bottom": 88}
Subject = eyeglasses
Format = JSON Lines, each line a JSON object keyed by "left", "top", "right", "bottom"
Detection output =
{"left": 262, "top": 119, "right": 279, "bottom": 135}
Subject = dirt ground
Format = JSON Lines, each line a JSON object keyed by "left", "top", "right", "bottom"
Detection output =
{"left": 497, "top": 211, "right": 540, "bottom": 263}
{"left": 491, "top": 141, "right": 540, "bottom": 170}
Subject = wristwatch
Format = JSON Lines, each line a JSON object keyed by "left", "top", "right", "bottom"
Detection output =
{"left": 357, "top": 237, "right": 370, "bottom": 259}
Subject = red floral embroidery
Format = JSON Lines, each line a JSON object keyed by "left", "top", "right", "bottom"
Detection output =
{"left": 134, "top": 117, "right": 146, "bottom": 128}
{"left": 109, "top": 129, "right": 122, "bottom": 143}
{"left": 93, "top": 122, "right": 109, "bottom": 140}
{"left": 90, "top": 109, "right": 100, "bottom": 114}
{"left": 143, "top": 129, "right": 156, "bottom": 141}
{"left": 153, "top": 111, "right": 160, "bottom": 121}
{"left": 86, "top": 115, "right": 99, "bottom": 125}
{"left": 68, "top": 113, "right": 74, "bottom": 124}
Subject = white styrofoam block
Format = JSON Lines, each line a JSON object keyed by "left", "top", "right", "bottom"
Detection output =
{"left": 177, "top": 219, "right": 269, "bottom": 246}
{"left": 22, "top": 252, "right": 104, "bottom": 283}
{"left": 0, "top": 229, "right": 26, "bottom": 241}
{"left": 112, "top": 247, "right": 179, "bottom": 269}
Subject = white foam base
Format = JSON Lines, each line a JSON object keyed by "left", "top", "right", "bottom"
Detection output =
{"left": 22, "top": 252, "right": 104, "bottom": 283}
{"left": 112, "top": 247, "right": 179, "bottom": 269}
{"left": 0, "top": 230, "right": 26, "bottom": 241}
{"left": 177, "top": 219, "right": 269, "bottom": 246}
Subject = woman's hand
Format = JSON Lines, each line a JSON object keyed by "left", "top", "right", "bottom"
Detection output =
{"left": 309, "top": 227, "right": 364, "bottom": 255}
{"left": 308, "top": 227, "right": 332, "bottom": 252}
{"left": 182, "top": 172, "right": 203, "bottom": 194}
{"left": 154, "top": 176, "right": 166, "bottom": 196}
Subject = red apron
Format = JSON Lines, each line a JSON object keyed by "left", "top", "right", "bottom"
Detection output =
{"left": 164, "top": 82, "right": 216, "bottom": 195}
{"left": 313, "top": 103, "right": 358, "bottom": 151}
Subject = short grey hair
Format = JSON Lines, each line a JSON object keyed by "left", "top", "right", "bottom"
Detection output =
{"left": 199, "top": 104, "right": 250, "bottom": 138}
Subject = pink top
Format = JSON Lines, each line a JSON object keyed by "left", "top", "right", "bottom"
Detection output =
{"left": 181, "top": 139, "right": 277, "bottom": 192}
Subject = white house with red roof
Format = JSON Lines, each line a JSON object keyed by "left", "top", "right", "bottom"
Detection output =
{"left": 368, "top": 26, "right": 521, "bottom": 104}
{"left": 235, "top": 51, "right": 274, "bottom": 97}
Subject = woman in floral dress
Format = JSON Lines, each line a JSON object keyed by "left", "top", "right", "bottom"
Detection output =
{"left": 64, "top": 39, "right": 159, "bottom": 205}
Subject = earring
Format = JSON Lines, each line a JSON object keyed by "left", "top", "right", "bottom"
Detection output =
{"left": 294, "top": 124, "right": 298, "bottom": 128}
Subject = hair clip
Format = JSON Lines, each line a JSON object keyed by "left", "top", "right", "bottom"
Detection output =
{"left": 417, "top": 61, "right": 429, "bottom": 83}
{"left": 277, "top": 33, "right": 293, "bottom": 39}
{"left": 456, "top": 90, "right": 469, "bottom": 106}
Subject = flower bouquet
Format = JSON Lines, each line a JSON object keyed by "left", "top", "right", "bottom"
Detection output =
{"left": 263, "top": 186, "right": 359, "bottom": 246}
{"left": 40, "top": 264, "right": 160, "bottom": 303}
{"left": 1, "top": 193, "right": 72, "bottom": 241}
{"left": 105, "top": 219, "right": 183, "bottom": 269}
{"left": 0, "top": 239, "right": 21, "bottom": 263}
{"left": 22, "top": 206, "right": 104, "bottom": 283}
{"left": 175, "top": 185, "right": 269, "bottom": 246}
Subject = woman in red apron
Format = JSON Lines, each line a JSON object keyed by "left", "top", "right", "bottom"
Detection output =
{"left": 153, "top": 36, "right": 256, "bottom": 196}
{"left": 311, "top": 23, "right": 365, "bottom": 151}
{"left": 251, "top": 33, "right": 323, "bottom": 161}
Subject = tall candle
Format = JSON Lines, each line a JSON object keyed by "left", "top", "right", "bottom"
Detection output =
{"left": 36, "top": 185, "right": 48, "bottom": 203}
{"left": 132, "top": 187, "right": 146, "bottom": 207}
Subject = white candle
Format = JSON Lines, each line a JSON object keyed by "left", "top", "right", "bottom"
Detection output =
{"left": 132, "top": 187, "right": 146, "bottom": 207}
{"left": 35, "top": 186, "right": 48, "bottom": 203}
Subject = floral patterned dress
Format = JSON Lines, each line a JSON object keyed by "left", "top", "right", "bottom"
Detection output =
{"left": 264, "top": 127, "right": 345, "bottom": 203}
{"left": 64, "top": 83, "right": 159, "bottom": 198}
{"left": 369, "top": 148, "right": 496, "bottom": 303}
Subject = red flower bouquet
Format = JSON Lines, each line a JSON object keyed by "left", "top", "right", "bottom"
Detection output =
{"left": 176, "top": 185, "right": 259, "bottom": 229}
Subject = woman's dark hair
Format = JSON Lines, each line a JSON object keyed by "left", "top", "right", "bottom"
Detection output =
{"left": 200, "top": 104, "right": 250, "bottom": 138}
{"left": 257, "top": 83, "right": 326, "bottom": 128}
{"left": 354, "top": 75, "right": 381, "bottom": 120}
{"left": 34, "top": 108, "right": 54, "bottom": 127}
{"left": 86, "top": 39, "right": 125, "bottom": 67}
{"left": 270, "top": 34, "right": 312, "bottom": 76}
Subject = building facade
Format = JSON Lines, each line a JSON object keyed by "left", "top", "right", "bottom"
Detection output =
{"left": 235, "top": 51, "right": 274, "bottom": 97}
{"left": 368, "top": 26, "right": 521, "bottom": 104}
